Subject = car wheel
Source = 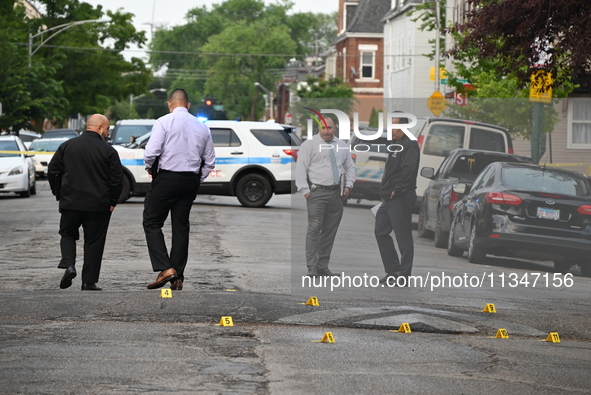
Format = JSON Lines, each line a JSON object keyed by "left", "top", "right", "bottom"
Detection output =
{"left": 447, "top": 222, "right": 464, "bottom": 257}
{"left": 236, "top": 173, "right": 272, "bottom": 208}
{"left": 118, "top": 175, "right": 131, "bottom": 203}
{"left": 31, "top": 178, "right": 37, "bottom": 195}
{"left": 467, "top": 222, "right": 486, "bottom": 264}
{"left": 417, "top": 203, "right": 433, "bottom": 238}
{"left": 553, "top": 260, "right": 571, "bottom": 274}
{"left": 434, "top": 207, "right": 449, "bottom": 248}
{"left": 19, "top": 174, "right": 31, "bottom": 198}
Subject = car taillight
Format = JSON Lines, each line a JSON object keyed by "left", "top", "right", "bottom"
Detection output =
{"left": 508, "top": 148, "right": 514, "bottom": 154}
{"left": 283, "top": 149, "right": 298, "bottom": 161}
{"left": 449, "top": 189, "right": 459, "bottom": 211}
{"left": 577, "top": 205, "right": 591, "bottom": 215}
{"left": 417, "top": 135, "right": 424, "bottom": 149}
{"left": 540, "top": 193, "right": 562, "bottom": 198}
{"left": 486, "top": 192, "right": 522, "bottom": 205}
{"left": 351, "top": 153, "right": 357, "bottom": 162}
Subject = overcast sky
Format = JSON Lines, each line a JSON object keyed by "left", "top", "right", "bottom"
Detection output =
{"left": 83, "top": 0, "right": 339, "bottom": 59}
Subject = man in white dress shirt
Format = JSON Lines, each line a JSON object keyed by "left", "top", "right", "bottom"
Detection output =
{"left": 295, "top": 116, "right": 356, "bottom": 277}
{"left": 143, "top": 89, "right": 216, "bottom": 290}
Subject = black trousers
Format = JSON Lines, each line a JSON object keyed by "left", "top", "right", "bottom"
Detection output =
{"left": 58, "top": 209, "right": 113, "bottom": 283}
{"left": 143, "top": 170, "right": 200, "bottom": 280}
{"left": 374, "top": 190, "right": 417, "bottom": 277}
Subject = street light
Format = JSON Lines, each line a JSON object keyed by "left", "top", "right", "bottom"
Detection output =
{"left": 254, "top": 82, "right": 274, "bottom": 120}
{"left": 129, "top": 88, "right": 167, "bottom": 106}
{"left": 28, "top": 18, "right": 110, "bottom": 67}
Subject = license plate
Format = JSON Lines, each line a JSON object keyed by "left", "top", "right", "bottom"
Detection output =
{"left": 537, "top": 207, "right": 560, "bottom": 220}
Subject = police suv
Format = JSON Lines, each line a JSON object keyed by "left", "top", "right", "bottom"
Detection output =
{"left": 113, "top": 121, "right": 299, "bottom": 207}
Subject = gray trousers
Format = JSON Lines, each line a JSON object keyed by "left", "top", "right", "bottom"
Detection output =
{"left": 374, "top": 190, "right": 416, "bottom": 277}
{"left": 305, "top": 188, "right": 344, "bottom": 269}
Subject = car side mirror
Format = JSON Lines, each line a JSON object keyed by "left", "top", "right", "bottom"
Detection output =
{"left": 453, "top": 183, "right": 470, "bottom": 194}
{"left": 420, "top": 167, "right": 435, "bottom": 179}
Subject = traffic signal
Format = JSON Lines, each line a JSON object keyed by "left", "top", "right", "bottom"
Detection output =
{"left": 196, "top": 98, "right": 226, "bottom": 121}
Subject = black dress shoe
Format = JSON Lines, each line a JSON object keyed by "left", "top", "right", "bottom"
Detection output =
{"left": 81, "top": 283, "right": 102, "bottom": 291}
{"left": 59, "top": 265, "right": 77, "bottom": 289}
{"left": 306, "top": 266, "right": 318, "bottom": 277}
{"left": 316, "top": 268, "right": 339, "bottom": 277}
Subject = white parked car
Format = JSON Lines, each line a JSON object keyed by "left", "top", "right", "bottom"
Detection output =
{"left": 0, "top": 131, "right": 41, "bottom": 149}
{"left": 0, "top": 135, "right": 36, "bottom": 197}
{"left": 113, "top": 121, "right": 300, "bottom": 207}
{"left": 29, "top": 138, "right": 69, "bottom": 178}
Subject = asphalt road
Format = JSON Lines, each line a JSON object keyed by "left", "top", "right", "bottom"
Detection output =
{"left": 1, "top": 181, "right": 590, "bottom": 394}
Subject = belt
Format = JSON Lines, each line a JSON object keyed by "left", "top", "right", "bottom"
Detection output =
{"left": 311, "top": 184, "right": 340, "bottom": 191}
{"left": 159, "top": 169, "right": 199, "bottom": 176}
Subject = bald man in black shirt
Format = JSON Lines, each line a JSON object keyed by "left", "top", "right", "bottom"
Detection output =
{"left": 48, "top": 114, "right": 123, "bottom": 291}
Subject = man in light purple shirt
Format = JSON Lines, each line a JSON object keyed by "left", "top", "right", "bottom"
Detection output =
{"left": 143, "top": 89, "right": 215, "bottom": 290}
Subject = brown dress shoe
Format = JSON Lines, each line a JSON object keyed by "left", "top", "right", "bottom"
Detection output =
{"left": 147, "top": 268, "right": 178, "bottom": 289}
{"left": 170, "top": 279, "right": 183, "bottom": 290}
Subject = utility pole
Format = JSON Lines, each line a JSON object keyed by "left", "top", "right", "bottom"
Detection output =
{"left": 435, "top": 0, "right": 441, "bottom": 92}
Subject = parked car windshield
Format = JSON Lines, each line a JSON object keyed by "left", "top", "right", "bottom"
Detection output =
{"left": 0, "top": 140, "right": 20, "bottom": 157}
{"left": 448, "top": 153, "right": 530, "bottom": 180}
{"left": 29, "top": 140, "right": 66, "bottom": 152}
{"left": 502, "top": 167, "right": 591, "bottom": 197}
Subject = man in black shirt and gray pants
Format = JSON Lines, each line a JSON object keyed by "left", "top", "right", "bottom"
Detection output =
{"left": 374, "top": 115, "right": 420, "bottom": 286}
{"left": 48, "top": 114, "right": 122, "bottom": 291}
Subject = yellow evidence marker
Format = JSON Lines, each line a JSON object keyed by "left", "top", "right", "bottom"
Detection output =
{"left": 312, "top": 332, "right": 335, "bottom": 343}
{"left": 219, "top": 316, "right": 234, "bottom": 326}
{"left": 160, "top": 289, "right": 172, "bottom": 298}
{"left": 495, "top": 329, "right": 509, "bottom": 339}
{"left": 543, "top": 332, "right": 560, "bottom": 343}
{"left": 483, "top": 303, "right": 496, "bottom": 313}
{"left": 299, "top": 296, "right": 320, "bottom": 306}
{"left": 389, "top": 323, "right": 412, "bottom": 334}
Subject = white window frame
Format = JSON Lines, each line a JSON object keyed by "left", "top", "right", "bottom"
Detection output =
{"left": 567, "top": 98, "right": 591, "bottom": 149}
{"left": 359, "top": 51, "right": 375, "bottom": 79}
{"left": 356, "top": 44, "right": 378, "bottom": 82}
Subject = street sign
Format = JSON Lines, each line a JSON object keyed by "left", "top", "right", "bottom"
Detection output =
{"left": 529, "top": 70, "right": 553, "bottom": 103}
{"left": 429, "top": 67, "right": 446, "bottom": 81}
{"left": 441, "top": 78, "right": 469, "bottom": 85}
{"left": 455, "top": 92, "right": 467, "bottom": 106}
{"left": 427, "top": 91, "right": 447, "bottom": 117}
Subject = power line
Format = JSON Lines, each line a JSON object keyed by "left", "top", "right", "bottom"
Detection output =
{"left": 16, "top": 42, "right": 427, "bottom": 59}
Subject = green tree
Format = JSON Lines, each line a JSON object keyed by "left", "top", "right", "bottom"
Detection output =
{"left": 0, "top": 2, "right": 66, "bottom": 131}
{"left": 201, "top": 19, "right": 296, "bottom": 120}
{"left": 149, "top": 0, "right": 336, "bottom": 118}
{"left": 368, "top": 108, "right": 380, "bottom": 128}
{"left": 451, "top": 0, "right": 591, "bottom": 88}
{"left": 29, "top": 0, "right": 151, "bottom": 124}
{"left": 407, "top": 0, "right": 564, "bottom": 140}
{"left": 291, "top": 77, "right": 356, "bottom": 131}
